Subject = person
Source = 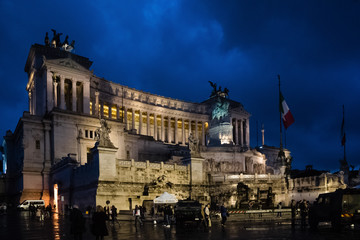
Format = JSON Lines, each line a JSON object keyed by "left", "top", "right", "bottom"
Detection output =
{"left": 46, "top": 204, "right": 52, "bottom": 218}
{"left": 133, "top": 205, "right": 143, "bottom": 227}
{"left": 164, "top": 205, "right": 172, "bottom": 227}
{"left": 277, "top": 202, "right": 282, "bottom": 217}
{"left": 92, "top": 205, "right": 108, "bottom": 240}
{"left": 39, "top": 206, "right": 45, "bottom": 222}
{"left": 220, "top": 204, "right": 229, "bottom": 226}
{"left": 30, "top": 203, "right": 36, "bottom": 219}
{"left": 300, "top": 200, "right": 308, "bottom": 229}
{"left": 291, "top": 199, "right": 296, "bottom": 228}
{"left": 111, "top": 205, "right": 117, "bottom": 222}
{"left": 70, "top": 205, "right": 86, "bottom": 240}
{"left": 150, "top": 206, "right": 155, "bottom": 218}
{"left": 204, "top": 204, "right": 211, "bottom": 227}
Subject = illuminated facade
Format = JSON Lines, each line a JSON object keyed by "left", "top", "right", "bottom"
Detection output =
{"left": 1, "top": 41, "right": 346, "bottom": 211}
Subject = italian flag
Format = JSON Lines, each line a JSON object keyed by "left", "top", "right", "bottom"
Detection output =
{"left": 280, "top": 91, "right": 295, "bottom": 129}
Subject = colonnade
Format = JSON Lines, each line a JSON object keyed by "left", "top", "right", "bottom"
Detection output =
{"left": 232, "top": 118, "right": 250, "bottom": 148}
{"left": 93, "top": 96, "right": 207, "bottom": 146}
{"left": 90, "top": 91, "right": 250, "bottom": 148}
{"left": 50, "top": 73, "right": 90, "bottom": 114}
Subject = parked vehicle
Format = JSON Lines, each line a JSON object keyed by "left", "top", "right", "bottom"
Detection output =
{"left": 174, "top": 200, "right": 202, "bottom": 225}
{"left": 308, "top": 188, "right": 360, "bottom": 229}
{"left": 17, "top": 200, "right": 45, "bottom": 210}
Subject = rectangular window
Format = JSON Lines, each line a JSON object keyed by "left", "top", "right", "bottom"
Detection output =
{"left": 85, "top": 130, "right": 88, "bottom": 138}
{"left": 90, "top": 131, "right": 93, "bottom": 139}
{"left": 103, "top": 104, "right": 109, "bottom": 117}
{"left": 36, "top": 140, "right": 40, "bottom": 149}
{"left": 111, "top": 106, "right": 117, "bottom": 119}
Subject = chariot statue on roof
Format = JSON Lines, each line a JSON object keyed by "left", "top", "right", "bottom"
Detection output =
{"left": 208, "top": 81, "right": 229, "bottom": 98}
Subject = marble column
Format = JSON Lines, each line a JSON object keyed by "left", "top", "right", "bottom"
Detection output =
{"left": 124, "top": 108, "right": 128, "bottom": 129}
{"left": 161, "top": 115, "right": 164, "bottom": 141}
{"left": 83, "top": 81, "right": 90, "bottom": 114}
{"left": 132, "top": 108, "right": 135, "bottom": 131}
{"left": 174, "top": 117, "right": 178, "bottom": 144}
{"left": 95, "top": 91, "right": 99, "bottom": 117}
{"left": 239, "top": 119, "right": 244, "bottom": 147}
{"left": 28, "top": 91, "right": 32, "bottom": 114}
{"left": 147, "top": 112, "right": 150, "bottom": 136}
{"left": 167, "top": 117, "right": 171, "bottom": 143}
{"left": 60, "top": 77, "right": 65, "bottom": 110}
{"left": 235, "top": 118, "right": 239, "bottom": 145}
{"left": 53, "top": 81, "right": 58, "bottom": 108}
{"left": 154, "top": 114, "right": 158, "bottom": 140}
{"left": 46, "top": 71, "right": 54, "bottom": 113}
{"left": 246, "top": 118, "right": 250, "bottom": 148}
{"left": 117, "top": 105, "right": 120, "bottom": 120}
{"left": 72, "top": 80, "right": 76, "bottom": 112}
{"left": 139, "top": 110, "right": 142, "bottom": 135}
{"left": 202, "top": 122, "right": 205, "bottom": 146}
{"left": 182, "top": 119, "right": 185, "bottom": 145}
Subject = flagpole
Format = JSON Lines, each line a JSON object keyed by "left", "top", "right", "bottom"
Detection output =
{"left": 278, "top": 75, "right": 283, "bottom": 151}
{"left": 343, "top": 105, "right": 346, "bottom": 162}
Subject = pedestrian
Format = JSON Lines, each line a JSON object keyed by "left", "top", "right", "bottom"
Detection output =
{"left": 92, "top": 205, "right": 108, "bottom": 240}
{"left": 39, "top": 206, "right": 45, "bottom": 222}
{"left": 105, "top": 205, "right": 110, "bottom": 219}
{"left": 277, "top": 202, "right": 282, "bottom": 217}
{"left": 204, "top": 204, "right": 211, "bottom": 227}
{"left": 300, "top": 200, "right": 308, "bottom": 229}
{"left": 165, "top": 205, "right": 172, "bottom": 227}
{"left": 111, "top": 205, "right": 117, "bottom": 222}
{"left": 46, "top": 204, "right": 52, "bottom": 218}
{"left": 220, "top": 203, "right": 229, "bottom": 226}
{"left": 150, "top": 205, "right": 155, "bottom": 217}
{"left": 133, "top": 205, "right": 143, "bottom": 227}
{"left": 291, "top": 199, "right": 296, "bottom": 228}
{"left": 30, "top": 203, "right": 36, "bottom": 219}
{"left": 36, "top": 207, "right": 41, "bottom": 220}
{"left": 70, "top": 205, "right": 86, "bottom": 240}
{"left": 139, "top": 206, "right": 144, "bottom": 219}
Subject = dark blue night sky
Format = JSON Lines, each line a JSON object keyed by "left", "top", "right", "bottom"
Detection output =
{"left": 1, "top": 0, "right": 359, "bottom": 171}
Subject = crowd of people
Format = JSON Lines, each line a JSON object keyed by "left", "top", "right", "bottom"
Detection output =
{"left": 291, "top": 199, "right": 310, "bottom": 229}
{"left": 2, "top": 199, "right": 313, "bottom": 239}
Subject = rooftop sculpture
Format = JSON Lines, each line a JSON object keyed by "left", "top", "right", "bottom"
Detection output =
{"left": 208, "top": 81, "right": 229, "bottom": 98}
{"left": 44, "top": 29, "right": 75, "bottom": 52}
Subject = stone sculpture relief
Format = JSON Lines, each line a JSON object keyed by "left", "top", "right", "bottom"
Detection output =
{"left": 95, "top": 118, "right": 116, "bottom": 148}
{"left": 188, "top": 132, "right": 200, "bottom": 157}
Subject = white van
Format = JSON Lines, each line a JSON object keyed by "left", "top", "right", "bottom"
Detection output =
{"left": 17, "top": 200, "right": 45, "bottom": 210}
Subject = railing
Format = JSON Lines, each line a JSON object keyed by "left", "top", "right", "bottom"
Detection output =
{"left": 117, "top": 160, "right": 187, "bottom": 172}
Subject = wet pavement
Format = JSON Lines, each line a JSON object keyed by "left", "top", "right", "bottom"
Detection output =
{"left": 1, "top": 210, "right": 360, "bottom": 240}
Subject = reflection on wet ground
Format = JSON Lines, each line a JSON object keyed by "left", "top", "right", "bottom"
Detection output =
{"left": 1, "top": 211, "right": 360, "bottom": 240}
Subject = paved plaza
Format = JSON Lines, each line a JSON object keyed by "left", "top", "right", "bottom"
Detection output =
{"left": 1, "top": 210, "right": 360, "bottom": 240}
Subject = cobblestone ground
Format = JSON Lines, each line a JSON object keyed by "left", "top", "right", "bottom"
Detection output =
{"left": 1, "top": 211, "right": 360, "bottom": 240}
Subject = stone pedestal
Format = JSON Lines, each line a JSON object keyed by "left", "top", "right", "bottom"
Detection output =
{"left": 97, "top": 146, "right": 118, "bottom": 181}
{"left": 190, "top": 157, "right": 205, "bottom": 184}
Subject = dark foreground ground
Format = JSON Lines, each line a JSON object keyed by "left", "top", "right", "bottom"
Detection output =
{"left": 1, "top": 210, "right": 360, "bottom": 240}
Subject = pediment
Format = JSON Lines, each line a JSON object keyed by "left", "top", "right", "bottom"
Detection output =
{"left": 46, "top": 58, "right": 90, "bottom": 72}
